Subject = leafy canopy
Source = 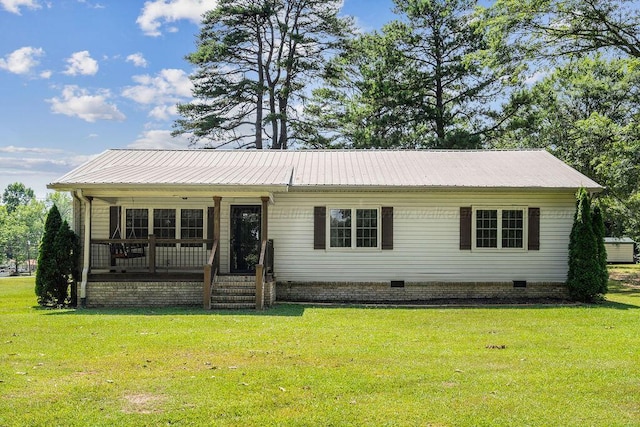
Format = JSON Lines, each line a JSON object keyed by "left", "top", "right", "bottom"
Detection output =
{"left": 173, "top": 0, "right": 354, "bottom": 150}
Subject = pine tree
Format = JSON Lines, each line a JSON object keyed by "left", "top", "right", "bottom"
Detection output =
{"left": 567, "top": 188, "right": 606, "bottom": 301}
{"left": 592, "top": 206, "right": 609, "bottom": 294}
{"left": 36, "top": 205, "right": 62, "bottom": 305}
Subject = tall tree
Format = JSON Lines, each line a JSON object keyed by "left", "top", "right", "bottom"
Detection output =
{"left": 483, "top": 0, "right": 640, "bottom": 61}
{"left": 492, "top": 56, "right": 640, "bottom": 241}
{"left": 303, "top": 0, "right": 522, "bottom": 149}
{"left": 2, "top": 182, "right": 35, "bottom": 214}
{"left": 173, "top": 0, "right": 353, "bottom": 150}
{"left": 592, "top": 206, "right": 609, "bottom": 295}
{"left": 52, "top": 220, "right": 79, "bottom": 306}
{"left": 46, "top": 191, "right": 73, "bottom": 226}
{"left": 567, "top": 188, "right": 606, "bottom": 302}
{"left": 0, "top": 199, "right": 46, "bottom": 272}
{"left": 36, "top": 205, "right": 63, "bottom": 306}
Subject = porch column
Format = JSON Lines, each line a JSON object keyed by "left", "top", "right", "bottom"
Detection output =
{"left": 213, "top": 196, "right": 221, "bottom": 272}
{"left": 261, "top": 196, "right": 269, "bottom": 243}
{"left": 255, "top": 196, "right": 270, "bottom": 310}
{"left": 75, "top": 190, "right": 92, "bottom": 308}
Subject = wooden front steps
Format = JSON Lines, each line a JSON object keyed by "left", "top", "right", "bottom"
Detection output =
{"left": 211, "top": 275, "right": 255, "bottom": 309}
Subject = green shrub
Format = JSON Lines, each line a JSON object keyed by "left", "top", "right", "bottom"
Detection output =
{"left": 35, "top": 205, "right": 62, "bottom": 305}
{"left": 567, "top": 188, "right": 606, "bottom": 301}
{"left": 35, "top": 207, "right": 79, "bottom": 306}
{"left": 592, "top": 206, "right": 609, "bottom": 294}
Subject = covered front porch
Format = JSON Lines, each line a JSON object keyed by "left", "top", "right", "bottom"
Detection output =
{"left": 76, "top": 193, "right": 275, "bottom": 309}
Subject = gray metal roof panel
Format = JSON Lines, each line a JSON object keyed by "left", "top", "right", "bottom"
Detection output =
{"left": 49, "top": 149, "right": 603, "bottom": 191}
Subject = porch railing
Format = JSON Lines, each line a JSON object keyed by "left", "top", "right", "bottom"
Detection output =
{"left": 203, "top": 239, "right": 219, "bottom": 309}
{"left": 255, "top": 239, "right": 274, "bottom": 310}
{"left": 90, "top": 235, "right": 214, "bottom": 273}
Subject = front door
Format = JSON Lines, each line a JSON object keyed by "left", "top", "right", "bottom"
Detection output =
{"left": 230, "top": 205, "right": 261, "bottom": 274}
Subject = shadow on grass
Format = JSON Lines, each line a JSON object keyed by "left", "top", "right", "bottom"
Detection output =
{"left": 41, "top": 304, "right": 307, "bottom": 317}
{"left": 600, "top": 282, "right": 640, "bottom": 310}
{"left": 39, "top": 283, "right": 640, "bottom": 316}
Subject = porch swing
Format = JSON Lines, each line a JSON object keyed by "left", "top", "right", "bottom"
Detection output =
{"left": 110, "top": 209, "right": 146, "bottom": 260}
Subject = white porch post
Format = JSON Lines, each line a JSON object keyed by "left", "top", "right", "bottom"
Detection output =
{"left": 76, "top": 190, "right": 92, "bottom": 307}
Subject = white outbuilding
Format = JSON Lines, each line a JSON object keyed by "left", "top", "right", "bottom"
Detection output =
{"left": 604, "top": 237, "right": 636, "bottom": 264}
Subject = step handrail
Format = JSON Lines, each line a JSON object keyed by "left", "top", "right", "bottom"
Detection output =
{"left": 203, "top": 239, "right": 219, "bottom": 309}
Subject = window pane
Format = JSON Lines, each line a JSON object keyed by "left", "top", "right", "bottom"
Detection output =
{"left": 181, "top": 209, "right": 203, "bottom": 247}
{"left": 356, "top": 209, "right": 378, "bottom": 248}
{"left": 330, "top": 209, "right": 351, "bottom": 248}
{"left": 125, "top": 208, "right": 148, "bottom": 239}
{"left": 476, "top": 210, "right": 497, "bottom": 248}
{"left": 502, "top": 210, "right": 523, "bottom": 248}
{"left": 154, "top": 209, "right": 176, "bottom": 246}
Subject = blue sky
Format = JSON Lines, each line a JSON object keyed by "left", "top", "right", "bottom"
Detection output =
{"left": 0, "top": 0, "right": 395, "bottom": 198}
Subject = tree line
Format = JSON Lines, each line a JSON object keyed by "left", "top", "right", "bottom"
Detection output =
{"left": 173, "top": 0, "right": 640, "bottom": 242}
{"left": 0, "top": 182, "right": 72, "bottom": 273}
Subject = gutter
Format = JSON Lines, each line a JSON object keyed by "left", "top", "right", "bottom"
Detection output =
{"left": 74, "top": 190, "right": 92, "bottom": 308}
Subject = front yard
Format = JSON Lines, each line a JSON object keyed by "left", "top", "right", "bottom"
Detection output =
{"left": 1, "top": 267, "right": 639, "bottom": 426}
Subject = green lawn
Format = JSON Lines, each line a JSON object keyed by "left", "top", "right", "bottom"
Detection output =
{"left": 2, "top": 270, "right": 640, "bottom": 426}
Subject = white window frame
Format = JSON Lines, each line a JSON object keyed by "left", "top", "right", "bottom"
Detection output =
{"left": 327, "top": 207, "right": 381, "bottom": 250}
{"left": 472, "top": 206, "right": 527, "bottom": 251}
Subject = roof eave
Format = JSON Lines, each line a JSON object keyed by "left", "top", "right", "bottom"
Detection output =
{"left": 47, "top": 182, "right": 290, "bottom": 194}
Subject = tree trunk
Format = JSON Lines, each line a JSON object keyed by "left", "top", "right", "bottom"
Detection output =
{"left": 278, "top": 95, "right": 288, "bottom": 150}
{"left": 255, "top": 22, "right": 265, "bottom": 149}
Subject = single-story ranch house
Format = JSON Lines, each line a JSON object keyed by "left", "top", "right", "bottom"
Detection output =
{"left": 48, "top": 149, "right": 602, "bottom": 309}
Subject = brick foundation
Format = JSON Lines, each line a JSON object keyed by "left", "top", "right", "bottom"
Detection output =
{"left": 276, "top": 281, "right": 569, "bottom": 303}
{"left": 83, "top": 281, "right": 202, "bottom": 307}
{"left": 79, "top": 280, "right": 568, "bottom": 308}
{"left": 264, "top": 280, "right": 276, "bottom": 307}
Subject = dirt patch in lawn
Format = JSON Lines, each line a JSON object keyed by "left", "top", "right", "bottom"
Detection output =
{"left": 122, "top": 393, "right": 167, "bottom": 414}
{"left": 609, "top": 270, "right": 640, "bottom": 288}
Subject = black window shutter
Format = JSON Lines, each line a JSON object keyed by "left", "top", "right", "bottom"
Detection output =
{"left": 460, "top": 207, "right": 472, "bottom": 250}
{"left": 109, "top": 206, "right": 121, "bottom": 239}
{"left": 314, "top": 206, "right": 326, "bottom": 249}
{"left": 381, "top": 206, "right": 394, "bottom": 250}
{"left": 528, "top": 207, "right": 540, "bottom": 251}
{"left": 207, "top": 207, "right": 215, "bottom": 250}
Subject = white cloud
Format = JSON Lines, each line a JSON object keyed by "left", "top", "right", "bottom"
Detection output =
{"left": 126, "top": 52, "right": 148, "bottom": 68}
{"left": 525, "top": 70, "right": 550, "bottom": 85}
{"left": 63, "top": 50, "right": 99, "bottom": 76}
{"left": 136, "top": 0, "right": 214, "bottom": 37}
{"left": 0, "top": 145, "right": 63, "bottom": 154}
{"left": 0, "top": 46, "right": 44, "bottom": 75}
{"left": 0, "top": 147, "right": 94, "bottom": 199}
{"left": 149, "top": 104, "right": 178, "bottom": 121}
{"left": 0, "top": 0, "right": 41, "bottom": 14}
{"left": 77, "top": 0, "right": 105, "bottom": 9}
{"left": 47, "top": 85, "right": 126, "bottom": 122}
{"left": 122, "top": 68, "right": 191, "bottom": 121}
{"left": 39, "top": 70, "right": 52, "bottom": 79}
{"left": 122, "top": 68, "right": 192, "bottom": 104}
{"left": 128, "top": 129, "right": 191, "bottom": 149}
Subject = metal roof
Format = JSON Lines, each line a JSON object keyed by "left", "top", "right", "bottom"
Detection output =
{"left": 604, "top": 237, "right": 635, "bottom": 244}
{"left": 49, "top": 149, "right": 603, "bottom": 191}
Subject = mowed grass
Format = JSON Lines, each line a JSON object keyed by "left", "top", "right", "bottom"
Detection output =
{"left": 1, "top": 271, "right": 640, "bottom": 426}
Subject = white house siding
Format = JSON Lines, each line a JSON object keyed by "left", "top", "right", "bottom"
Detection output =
{"left": 90, "top": 198, "right": 111, "bottom": 238}
{"left": 269, "top": 191, "right": 576, "bottom": 284}
{"left": 604, "top": 242, "right": 635, "bottom": 264}
{"left": 79, "top": 191, "right": 575, "bottom": 283}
